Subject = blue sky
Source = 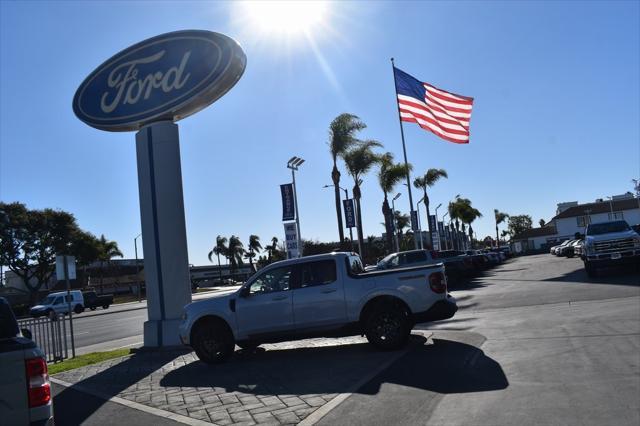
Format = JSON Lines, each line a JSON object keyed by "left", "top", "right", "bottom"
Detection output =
{"left": 1, "top": 1, "right": 639, "bottom": 265}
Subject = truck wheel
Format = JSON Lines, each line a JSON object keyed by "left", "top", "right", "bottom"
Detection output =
{"left": 102, "top": 304, "right": 109, "bottom": 309}
{"left": 74, "top": 304, "right": 84, "bottom": 314}
{"left": 585, "top": 262, "right": 597, "bottom": 278}
{"left": 364, "top": 304, "right": 411, "bottom": 350}
{"left": 192, "top": 319, "right": 234, "bottom": 364}
{"left": 90, "top": 306, "right": 97, "bottom": 311}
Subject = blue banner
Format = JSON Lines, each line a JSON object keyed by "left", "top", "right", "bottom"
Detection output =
{"left": 281, "top": 184, "right": 295, "bottom": 221}
{"left": 411, "top": 210, "right": 419, "bottom": 231}
{"left": 428, "top": 215, "right": 437, "bottom": 232}
{"left": 343, "top": 199, "right": 356, "bottom": 228}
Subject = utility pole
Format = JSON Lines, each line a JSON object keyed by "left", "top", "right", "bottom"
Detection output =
{"left": 287, "top": 157, "right": 305, "bottom": 257}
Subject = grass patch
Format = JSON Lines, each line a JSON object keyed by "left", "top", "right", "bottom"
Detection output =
{"left": 49, "top": 348, "right": 132, "bottom": 375}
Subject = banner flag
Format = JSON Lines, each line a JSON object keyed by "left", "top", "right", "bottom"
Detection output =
{"left": 343, "top": 199, "right": 356, "bottom": 228}
{"left": 280, "top": 183, "right": 295, "bottom": 221}
{"left": 411, "top": 210, "right": 419, "bottom": 231}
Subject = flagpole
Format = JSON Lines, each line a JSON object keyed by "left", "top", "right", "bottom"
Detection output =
{"left": 391, "top": 58, "right": 419, "bottom": 250}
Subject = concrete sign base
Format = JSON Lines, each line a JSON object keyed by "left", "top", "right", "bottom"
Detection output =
{"left": 136, "top": 121, "right": 192, "bottom": 347}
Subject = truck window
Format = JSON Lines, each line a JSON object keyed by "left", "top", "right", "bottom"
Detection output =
{"left": 299, "top": 260, "right": 337, "bottom": 288}
{"left": 0, "top": 299, "right": 19, "bottom": 339}
{"left": 250, "top": 266, "right": 293, "bottom": 294}
{"left": 404, "top": 251, "right": 427, "bottom": 264}
{"left": 346, "top": 256, "right": 364, "bottom": 276}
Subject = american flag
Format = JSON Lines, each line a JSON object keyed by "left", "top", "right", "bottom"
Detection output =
{"left": 394, "top": 67, "right": 474, "bottom": 144}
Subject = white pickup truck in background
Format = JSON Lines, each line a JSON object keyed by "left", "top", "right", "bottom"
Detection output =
{"left": 583, "top": 220, "right": 640, "bottom": 277}
{"left": 179, "top": 252, "right": 457, "bottom": 363}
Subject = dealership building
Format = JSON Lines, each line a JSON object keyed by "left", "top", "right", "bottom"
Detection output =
{"left": 511, "top": 193, "right": 640, "bottom": 252}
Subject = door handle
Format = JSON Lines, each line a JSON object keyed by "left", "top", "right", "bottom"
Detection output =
{"left": 272, "top": 295, "right": 288, "bottom": 301}
{"left": 321, "top": 288, "right": 337, "bottom": 294}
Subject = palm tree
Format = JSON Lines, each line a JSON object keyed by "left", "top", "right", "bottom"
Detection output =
{"left": 97, "top": 235, "right": 123, "bottom": 294}
{"left": 377, "top": 152, "right": 411, "bottom": 252}
{"left": 448, "top": 198, "right": 464, "bottom": 250}
{"left": 244, "top": 234, "right": 262, "bottom": 271}
{"left": 343, "top": 140, "right": 382, "bottom": 258}
{"left": 328, "top": 113, "right": 366, "bottom": 245}
{"left": 413, "top": 168, "right": 448, "bottom": 249}
{"left": 460, "top": 202, "right": 483, "bottom": 249}
{"left": 494, "top": 210, "right": 509, "bottom": 248}
{"left": 263, "top": 236, "right": 279, "bottom": 261}
{"left": 226, "top": 235, "right": 245, "bottom": 275}
{"left": 208, "top": 235, "right": 228, "bottom": 283}
{"left": 394, "top": 210, "right": 410, "bottom": 242}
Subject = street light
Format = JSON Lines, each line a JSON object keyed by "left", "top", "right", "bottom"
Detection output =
{"left": 417, "top": 196, "right": 425, "bottom": 249}
{"left": 392, "top": 193, "right": 402, "bottom": 252}
{"left": 442, "top": 211, "right": 450, "bottom": 250}
{"left": 434, "top": 203, "right": 443, "bottom": 250}
{"left": 134, "top": 233, "right": 142, "bottom": 302}
{"left": 323, "top": 184, "right": 355, "bottom": 251}
{"left": 287, "top": 156, "right": 304, "bottom": 257}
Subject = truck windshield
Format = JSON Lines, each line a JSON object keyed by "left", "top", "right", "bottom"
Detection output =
{"left": 587, "top": 221, "right": 630, "bottom": 235}
{"left": 39, "top": 295, "right": 56, "bottom": 305}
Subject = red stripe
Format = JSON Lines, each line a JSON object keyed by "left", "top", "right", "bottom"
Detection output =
{"left": 424, "top": 83, "right": 474, "bottom": 102}
{"left": 398, "top": 98, "right": 470, "bottom": 130}
{"left": 399, "top": 106, "right": 469, "bottom": 136}
{"left": 419, "top": 97, "right": 471, "bottom": 124}
{"left": 425, "top": 93, "right": 473, "bottom": 114}
{"left": 424, "top": 86, "right": 473, "bottom": 106}
{"left": 401, "top": 117, "right": 469, "bottom": 144}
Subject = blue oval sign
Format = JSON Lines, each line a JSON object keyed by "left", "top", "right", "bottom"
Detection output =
{"left": 73, "top": 30, "right": 246, "bottom": 132}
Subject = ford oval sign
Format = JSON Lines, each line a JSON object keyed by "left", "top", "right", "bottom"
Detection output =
{"left": 73, "top": 30, "right": 246, "bottom": 132}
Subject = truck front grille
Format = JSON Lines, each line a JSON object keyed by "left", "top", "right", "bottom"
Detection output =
{"left": 593, "top": 238, "right": 635, "bottom": 254}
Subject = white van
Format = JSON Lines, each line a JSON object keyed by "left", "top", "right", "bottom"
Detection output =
{"left": 29, "top": 290, "right": 85, "bottom": 317}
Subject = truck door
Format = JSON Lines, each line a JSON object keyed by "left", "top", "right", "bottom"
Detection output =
{"left": 292, "top": 259, "right": 347, "bottom": 331}
{"left": 235, "top": 264, "right": 295, "bottom": 339}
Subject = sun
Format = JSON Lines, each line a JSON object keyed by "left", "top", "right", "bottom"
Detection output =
{"left": 240, "top": 1, "right": 328, "bottom": 35}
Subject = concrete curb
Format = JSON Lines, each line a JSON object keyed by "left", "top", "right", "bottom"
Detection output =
{"left": 51, "top": 377, "right": 213, "bottom": 426}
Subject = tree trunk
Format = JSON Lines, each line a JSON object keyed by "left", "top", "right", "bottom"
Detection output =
{"left": 495, "top": 224, "right": 499, "bottom": 249}
{"left": 217, "top": 253, "right": 222, "bottom": 283}
{"left": 455, "top": 220, "right": 461, "bottom": 250}
{"left": 382, "top": 195, "right": 393, "bottom": 253}
{"left": 332, "top": 163, "right": 345, "bottom": 244}
{"left": 424, "top": 190, "right": 432, "bottom": 250}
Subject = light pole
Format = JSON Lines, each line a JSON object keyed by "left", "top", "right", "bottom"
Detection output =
{"left": 323, "top": 184, "right": 354, "bottom": 251}
{"left": 606, "top": 196, "right": 614, "bottom": 219}
{"left": 392, "top": 193, "right": 401, "bottom": 252}
{"left": 287, "top": 156, "right": 305, "bottom": 257}
{"left": 134, "top": 233, "right": 142, "bottom": 302}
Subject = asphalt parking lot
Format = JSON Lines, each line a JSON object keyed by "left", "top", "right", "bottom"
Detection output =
{"left": 53, "top": 254, "right": 640, "bottom": 425}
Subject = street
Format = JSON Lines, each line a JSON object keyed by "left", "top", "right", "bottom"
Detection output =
{"left": 53, "top": 254, "right": 640, "bottom": 425}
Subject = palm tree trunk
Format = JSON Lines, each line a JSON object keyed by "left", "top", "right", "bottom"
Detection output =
{"left": 382, "top": 196, "right": 393, "bottom": 253}
{"left": 332, "top": 163, "right": 345, "bottom": 244}
{"left": 216, "top": 253, "right": 222, "bottom": 283}
{"left": 495, "top": 223, "right": 499, "bottom": 249}
{"left": 424, "top": 190, "right": 432, "bottom": 250}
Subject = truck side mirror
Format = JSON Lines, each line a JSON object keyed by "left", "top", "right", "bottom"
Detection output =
{"left": 239, "top": 287, "right": 251, "bottom": 298}
{"left": 21, "top": 328, "right": 32, "bottom": 340}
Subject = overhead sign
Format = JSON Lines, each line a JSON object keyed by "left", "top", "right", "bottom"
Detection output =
{"left": 281, "top": 183, "right": 296, "bottom": 221}
{"left": 55, "top": 255, "right": 76, "bottom": 280}
{"left": 428, "top": 215, "right": 437, "bottom": 232}
{"left": 73, "top": 30, "right": 247, "bottom": 132}
{"left": 343, "top": 199, "right": 356, "bottom": 228}
{"left": 283, "top": 222, "right": 299, "bottom": 259}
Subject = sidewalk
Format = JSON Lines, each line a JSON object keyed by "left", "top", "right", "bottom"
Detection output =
{"left": 52, "top": 333, "right": 431, "bottom": 425}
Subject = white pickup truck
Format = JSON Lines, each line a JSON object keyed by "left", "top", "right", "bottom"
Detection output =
{"left": 179, "top": 252, "right": 457, "bottom": 363}
{"left": 583, "top": 220, "right": 640, "bottom": 277}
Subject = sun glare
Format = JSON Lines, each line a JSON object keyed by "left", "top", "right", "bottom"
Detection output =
{"left": 241, "top": 1, "right": 328, "bottom": 35}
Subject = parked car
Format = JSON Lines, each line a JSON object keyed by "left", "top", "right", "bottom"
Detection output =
{"left": 82, "top": 291, "right": 114, "bottom": 311}
{"left": 583, "top": 220, "right": 640, "bottom": 277}
{"left": 563, "top": 239, "right": 583, "bottom": 258}
{"left": 573, "top": 240, "right": 585, "bottom": 258}
{"left": 550, "top": 240, "right": 570, "bottom": 255}
{"left": 0, "top": 297, "right": 54, "bottom": 425}
{"left": 555, "top": 240, "right": 576, "bottom": 256}
{"left": 179, "top": 252, "right": 457, "bottom": 363}
{"left": 30, "top": 290, "right": 84, "bottom": 317}
{"left": 366, "top": 249, "right": 474, "bottom": 280}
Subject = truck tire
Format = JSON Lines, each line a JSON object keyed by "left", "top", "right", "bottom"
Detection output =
{"left": 585, "top": 262, "right": 597, "bottom": 278}
{"left": 192, "top": 319, "right": 235, "bottom": 364}
{"left": 364, "top": 304, "right": 411, "bottom": 350}
{"left": 102, "top": 304, "right": 109, "bottom": 309}
{"left": 90, "top": 306, "right": 97, "bottom": 311}
{"left": 74, "top": 304, "right": 84, "bottom": 314}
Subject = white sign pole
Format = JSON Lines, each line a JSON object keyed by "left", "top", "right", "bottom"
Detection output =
{"left": 136, "top": 121, "right": 192, "bottom": 347}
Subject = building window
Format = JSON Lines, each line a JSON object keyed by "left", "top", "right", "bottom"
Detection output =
{"left": 608, "top": 212, "right": 624, "bottom": 220}
{"left": 577, "top": 216, "right": 592, "bottom": 227}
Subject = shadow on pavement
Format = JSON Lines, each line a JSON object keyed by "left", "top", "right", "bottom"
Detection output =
{"left": 543, "top": 264, "right": 639, "bottom": 286}
{"left": 160, "top": 335, "right": 507, "bottom": 396}
{"left": 53, "top": 350, "right": 186, "bottom": 425}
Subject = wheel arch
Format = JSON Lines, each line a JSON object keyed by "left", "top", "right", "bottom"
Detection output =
{"left": 190, "top": 314, "right": 235, "bottom": 343}
{"left": 359, "top": 295, "right": 412, "bottom": 325}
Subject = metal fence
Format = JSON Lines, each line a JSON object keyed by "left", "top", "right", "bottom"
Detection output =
{"left": 17, "top": 314, "right": 70, "bottom": 363}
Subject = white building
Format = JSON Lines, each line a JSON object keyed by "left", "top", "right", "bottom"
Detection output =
{"left": 511, "top": 194, "right": 640, "bottom": 253}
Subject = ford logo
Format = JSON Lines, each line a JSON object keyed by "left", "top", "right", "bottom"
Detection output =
{"left": 73, "top": 30, "right": 246, "bottom": 132}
